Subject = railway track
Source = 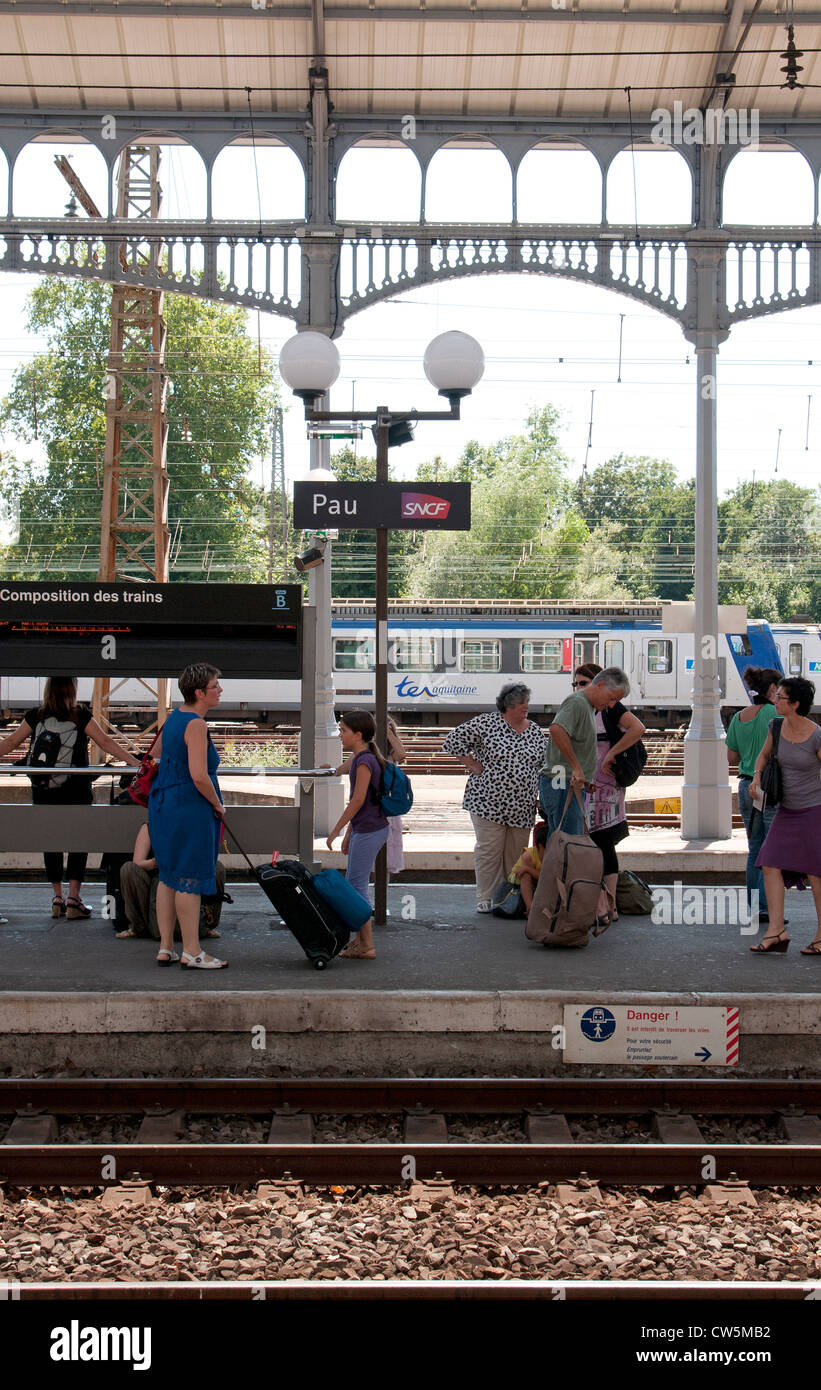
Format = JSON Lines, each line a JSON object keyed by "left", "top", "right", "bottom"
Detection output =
{"left": 2, "top": 1078, "right": 820, "bottom": 1190}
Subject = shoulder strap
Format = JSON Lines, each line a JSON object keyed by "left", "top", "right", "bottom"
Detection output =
{"left": 771, "top": 720, "right": 782, "bottom": 757}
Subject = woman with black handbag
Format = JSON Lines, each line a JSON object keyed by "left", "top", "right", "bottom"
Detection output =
{"left": 749, "top": 677, "right": 821, "bottom": 954}
{"left": 725, "top": 666, "right": 782, "bottom": 925}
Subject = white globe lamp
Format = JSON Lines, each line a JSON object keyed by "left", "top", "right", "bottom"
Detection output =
{"left": 423, "top": 330, "right": 485, "bottom": 400}
{"left": 279, "top": 332, "right": 341, "bottom": 402}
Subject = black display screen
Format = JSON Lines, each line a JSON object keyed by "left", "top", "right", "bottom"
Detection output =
{"left": 0, "top": 583, "right": 302, "bottom": 679}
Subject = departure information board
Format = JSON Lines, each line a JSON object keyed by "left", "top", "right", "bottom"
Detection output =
{"left": 0, "top": 582, "right": 302, "bottom": 678}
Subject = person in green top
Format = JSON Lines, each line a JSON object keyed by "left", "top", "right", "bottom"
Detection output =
{"left": 539, "top": 667, "right": 629, "bottom": 836}
{"left": 725, "top": 665, "right": 782, "bottom": 923}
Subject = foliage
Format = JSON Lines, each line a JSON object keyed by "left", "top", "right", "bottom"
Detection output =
{"left": 0, "top": 279, "right": 279, "bottom": 580}
{"left": 575, "top": 454, "right": 695, "bottom": 601}
{"left": 717, "top": 478, "right": 821, "bottom": 620}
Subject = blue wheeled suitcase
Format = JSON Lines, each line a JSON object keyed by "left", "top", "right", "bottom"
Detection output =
{"left": 312, "top": 869, "right": 372, "bottom": 930}
{"left": 224, "top": 827, "right": 349, "bottom": 970}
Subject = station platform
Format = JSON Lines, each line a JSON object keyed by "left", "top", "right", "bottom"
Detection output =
{"left": 1, "top": 881, "right": 818, "bottom": 1079}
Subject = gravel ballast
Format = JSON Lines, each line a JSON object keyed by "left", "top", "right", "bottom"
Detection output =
{"left": 2, "top": 1187, "right": 820, "bottom": 1283}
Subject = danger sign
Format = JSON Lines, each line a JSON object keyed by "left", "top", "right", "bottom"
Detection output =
{"left": 563, "top": 1004, "right": 739, "bottom": 1066}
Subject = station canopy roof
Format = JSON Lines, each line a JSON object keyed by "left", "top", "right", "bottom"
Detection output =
{"left": 1, "top": 0, "right": 820, "bottom": 125}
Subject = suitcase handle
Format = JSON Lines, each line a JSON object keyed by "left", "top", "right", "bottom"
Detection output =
{"left": 220, "top": 818, "right": 258, "bottom": 875}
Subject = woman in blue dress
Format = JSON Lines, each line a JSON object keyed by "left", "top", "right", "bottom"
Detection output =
{"left": 148, "top": 662, "right": 228, "bottom": 969}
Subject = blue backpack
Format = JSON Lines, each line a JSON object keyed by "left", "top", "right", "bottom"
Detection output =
{"left": 378, "top": 762, "right": 414, "bottom": 817}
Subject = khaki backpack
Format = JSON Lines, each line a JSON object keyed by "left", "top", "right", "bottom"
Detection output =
{"left": 525, "top": 790, "right": 606, "bottom": 949}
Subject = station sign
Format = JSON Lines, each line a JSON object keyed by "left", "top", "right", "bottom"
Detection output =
{"left": 563, "top": 1004, "right": 739, "bottom": 1066}
{"left": 0, "top": 581, "right": 302, "bottom": 679}
{"left": 293, "top": 481, "right": 471, "bottom": 530}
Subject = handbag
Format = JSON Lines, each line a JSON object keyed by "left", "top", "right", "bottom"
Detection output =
{"left": 612, "top": 739, "right": 648, "bottom": 788}
{"left": 760, "top": 720, "right": 783, "bottom": 808}
{"left": 126, "top": 730, "right": 161, "bottom": 807}
{"left": 491, "top": 878, "right": 527, "bottom": 919}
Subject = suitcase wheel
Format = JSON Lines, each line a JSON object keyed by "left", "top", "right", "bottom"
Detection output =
{"left": 313, "top": 954, "right": 331, "bottom": 970}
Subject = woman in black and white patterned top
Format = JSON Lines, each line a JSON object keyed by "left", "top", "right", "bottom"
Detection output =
{"left": 442, "top": 683, "right": 546, "bottom": 912}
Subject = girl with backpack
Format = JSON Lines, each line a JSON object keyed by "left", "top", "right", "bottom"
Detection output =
{"left": 325, "top": 709, "right": 389, "bottom": 959}
{"left": 0, "top": 676, "right": 141, "bottom": 918}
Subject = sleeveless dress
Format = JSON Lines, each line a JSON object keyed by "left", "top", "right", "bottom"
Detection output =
{"left": 148, "top": 709, "right": 222, "bottom": 895}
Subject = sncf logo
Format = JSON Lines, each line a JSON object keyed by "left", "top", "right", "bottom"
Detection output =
{"left": 400, "top": 492, "right": 451, "bottom": 519}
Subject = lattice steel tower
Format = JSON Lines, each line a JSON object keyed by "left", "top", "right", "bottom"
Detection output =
{"left": 94, "top": 146, "right": 170, "bottom": 734}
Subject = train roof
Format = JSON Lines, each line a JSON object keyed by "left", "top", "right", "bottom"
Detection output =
{"left": 330, "top": 599, "right": 665, "bottom": 620}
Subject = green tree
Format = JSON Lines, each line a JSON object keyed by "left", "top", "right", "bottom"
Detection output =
{"left": 400, "top": 410, "right": 618, "bottom": 600}
{"left": 576, "top": 454, "right": 695, "bottom": 600}
{"left": 0, "top": 279, "right": 279, "bottom": 580}
{"left": 717, "top": 478, "right": 821, "bottom": 619}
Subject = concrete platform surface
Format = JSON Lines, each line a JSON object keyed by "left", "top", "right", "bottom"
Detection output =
{"left": 1, "top": 882, "right": 819, "bottom": 1075}
{"left": 0, "top": 881, "right": 819, "bottom": 996}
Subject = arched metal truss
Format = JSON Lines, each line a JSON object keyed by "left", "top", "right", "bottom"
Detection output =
{"left": 2, "top": 112, "right": 821, "bottom": 332}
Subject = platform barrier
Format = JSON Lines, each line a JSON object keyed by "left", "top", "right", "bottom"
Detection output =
{"left": 0, "top": 766, "right": 331, "bottom": 860}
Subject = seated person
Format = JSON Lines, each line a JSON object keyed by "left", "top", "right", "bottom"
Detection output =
{"left": 509, "top": 821, "right": 548, "bottom": 912}
{"left": 117, "top": 823, "right": 225, "bottom": 940}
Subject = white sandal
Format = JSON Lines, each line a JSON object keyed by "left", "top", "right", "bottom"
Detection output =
{"left": 180, "top": 951, "right": 228, "bottom": 970}
{"left": 156, "top": 949, "right": 180, "bottom": 965}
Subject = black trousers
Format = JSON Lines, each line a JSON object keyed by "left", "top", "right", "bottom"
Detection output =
{"left": 32, "top": 786, "right": 92, "bottom": 887}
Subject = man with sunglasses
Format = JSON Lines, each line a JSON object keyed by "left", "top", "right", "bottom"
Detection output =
{"left": 539, "top": 666, "right": 630, "bottom": 837}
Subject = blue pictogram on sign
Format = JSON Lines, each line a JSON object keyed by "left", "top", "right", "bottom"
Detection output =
{"left": 580, "top": 1007, "right": 617, "bottom": 1042}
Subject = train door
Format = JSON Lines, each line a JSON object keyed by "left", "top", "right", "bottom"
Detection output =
{"left": 786, "top": 638, "right": 804, "bottom": 676}
{"left": 573, "top": 634, "right": 599, "bottom": 669}
{"left": 639, "top": 636, "right": 677, "bottom": 700}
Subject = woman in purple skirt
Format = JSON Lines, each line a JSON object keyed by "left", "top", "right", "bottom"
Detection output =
{"left": 749, "top": 677, "right": 821, "bottom": 955}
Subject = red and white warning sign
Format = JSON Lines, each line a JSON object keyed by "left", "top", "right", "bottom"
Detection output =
{"left": 564, "top": 1004, "right": 740, "bottom": 1066}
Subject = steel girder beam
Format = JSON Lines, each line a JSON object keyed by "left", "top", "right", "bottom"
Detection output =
{"left": 1, "top": 218, "right": 820, "bottom": 329}
{"left": 6, "top": 1, "right": 821, "bottom": 22}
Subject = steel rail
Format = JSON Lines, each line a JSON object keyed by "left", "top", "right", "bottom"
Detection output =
{"left": 8, "top": 1279, "right": 819, "bottom": 1301}
{"left": 1, "top": 1142, "right": 820, "bottom": 1187}
{"left": 2, "top": 1077, "right": 821, "bottom": 1115}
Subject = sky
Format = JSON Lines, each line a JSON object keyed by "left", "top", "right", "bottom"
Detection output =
{"left": 1, "top": 138, "right": 821, "bottom": 507}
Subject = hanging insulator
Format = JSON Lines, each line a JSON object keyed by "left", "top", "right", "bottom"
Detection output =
{"left": 781, "top": 25, "right": 804, "bottom": 89}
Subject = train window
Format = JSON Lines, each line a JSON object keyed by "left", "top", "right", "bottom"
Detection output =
{"left": 574, "top": 636, "right": 599, "bottom": 667}
{"left": 789, "top": 642, "right": 803, "bottom": 674}
{"left": 647, "top": 639, "right": 673, "bottom": 673}
{"left": 461, "top": 640, "right": 501, "bottom": 672}
{"left": 392, "top": 635, "right": 436, "bottom": 671}
{"left": 333, "top": 638, "right": 374, "bottom": 671}
{"left": 728, "top": 634, "right": 753, "bottom": 655}
{"left": 520, "top": 640, "right": 563, "bottom": 672}
{"left": 604, "top": 639, "right": 624, "bottom": 669}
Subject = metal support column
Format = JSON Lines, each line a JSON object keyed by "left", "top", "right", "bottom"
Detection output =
{"left": 308, "top": 406, "right": 344, "bottom": 836}
{"left": 373, "top": 413, "right": 390, "bottom": 926}
{"left": 681, "top": 243, "right": 732, "bottom": 841}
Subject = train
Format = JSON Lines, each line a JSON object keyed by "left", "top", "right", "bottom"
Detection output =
{"left": 1, "top": 600, "right": 818, "bottom": 730}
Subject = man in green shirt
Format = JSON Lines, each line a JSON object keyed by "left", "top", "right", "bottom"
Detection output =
{"left": 540, "top": 667, "right": 629, "bottom": 835}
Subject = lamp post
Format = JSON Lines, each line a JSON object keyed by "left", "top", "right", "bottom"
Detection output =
{"left": 279, "top": 335, "right": 346, "bottom": 838}
{"left": 280, "top": 330, "right": 484, "bottom": 921}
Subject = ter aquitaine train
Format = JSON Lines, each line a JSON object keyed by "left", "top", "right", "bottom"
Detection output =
{"left": 1, "top": 600, "right": 817, "bottom": 730}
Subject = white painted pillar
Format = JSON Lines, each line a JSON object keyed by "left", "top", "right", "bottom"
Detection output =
{"left": 681, "top": 247, "right": 731, "bottom": 840}
{"left": 308, "top": 407, "right": 344, "bottom": 836}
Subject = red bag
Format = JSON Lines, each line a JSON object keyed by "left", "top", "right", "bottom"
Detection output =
{"left": 127, "top": 730, "right": 161, "bottom": 807}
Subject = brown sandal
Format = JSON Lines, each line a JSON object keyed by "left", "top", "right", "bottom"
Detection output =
{"left": 340, "top": 941, "right": 376, "bottom": 960}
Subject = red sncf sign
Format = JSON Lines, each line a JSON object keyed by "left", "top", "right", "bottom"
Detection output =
{"left": 400, "top": 492, "right": 452, "bottom": 520}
